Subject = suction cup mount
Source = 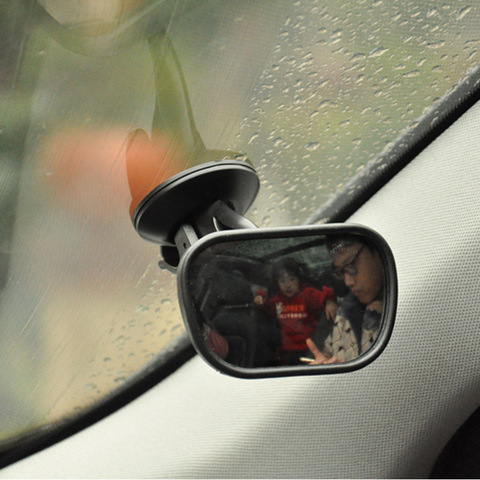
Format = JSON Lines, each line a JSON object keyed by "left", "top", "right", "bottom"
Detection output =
{"left": 132, "top": 160, "right": 260, "bottom": 269}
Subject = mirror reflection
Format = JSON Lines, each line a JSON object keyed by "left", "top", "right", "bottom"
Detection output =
{"left": 184, "top": 231, "right": 386, "bottom": 369}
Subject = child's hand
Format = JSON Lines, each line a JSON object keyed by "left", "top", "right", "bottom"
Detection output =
{"left": 254, "top": 295, "right": 265, "bottom": 305}
{"left": 325, "top": 300, "right": 338, "bottom": 321}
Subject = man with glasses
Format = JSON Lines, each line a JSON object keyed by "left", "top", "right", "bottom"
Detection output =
{"left": 306, "top": 235, "right": 384, "bottom": 364}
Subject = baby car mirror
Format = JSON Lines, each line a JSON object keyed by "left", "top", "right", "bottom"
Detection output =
{"left": 130, "top": 159, "right": 396, "bottom": 378}
{"left": 177, "top": 224, "right": 397, "bottom": 378}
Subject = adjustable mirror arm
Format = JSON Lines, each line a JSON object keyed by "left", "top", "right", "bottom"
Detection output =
{"left": 174, "top": 200, "right": 257, "bottom": 261}
{"left": 131, "top": 160, "right": 260, "bottom": 273}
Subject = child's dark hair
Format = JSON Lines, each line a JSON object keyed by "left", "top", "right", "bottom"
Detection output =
{"left": 270, "top": 257, "right": 312, "bottom": 291}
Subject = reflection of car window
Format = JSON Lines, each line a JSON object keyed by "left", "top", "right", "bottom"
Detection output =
{"left": 1, "top": 1, "right": 479, "bottom": 450}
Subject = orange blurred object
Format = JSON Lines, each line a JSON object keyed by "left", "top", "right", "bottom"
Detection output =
{"left": 43, "top": 128, "right": 134, "bottom": 224}
{"left": 126, "top": 128, "right": 186, "bottom": 219}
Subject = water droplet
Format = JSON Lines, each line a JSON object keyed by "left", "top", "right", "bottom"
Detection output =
{"left": 402, "top": 70, "right": 420, "bottom": 78}
{"left": 368, "top": 47, "right": 388, "bottom": 58}
{"left": 456, "top": 6, "right": 471, "bottom": 21}
{"left": 427, "top": 40, "right": 446, "bottom": 49}
{"left": 305, "top": 141, "right": 320, "bottom": 151}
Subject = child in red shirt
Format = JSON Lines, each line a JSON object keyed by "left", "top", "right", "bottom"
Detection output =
{"left": 254, "top": 257, "right": 337, "bottom": 365}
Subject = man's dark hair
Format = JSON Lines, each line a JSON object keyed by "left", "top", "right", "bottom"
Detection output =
{"left": 326, "top": 234, "right": 376, "bottom": 255}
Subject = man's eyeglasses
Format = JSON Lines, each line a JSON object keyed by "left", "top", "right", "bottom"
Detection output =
{"left": 332, "top": 245, "right": 365, "bottom": 279}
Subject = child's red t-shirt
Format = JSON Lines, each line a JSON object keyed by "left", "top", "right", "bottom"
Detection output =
{"left": 257, "top": 286, "right": 336, "bottom": 351}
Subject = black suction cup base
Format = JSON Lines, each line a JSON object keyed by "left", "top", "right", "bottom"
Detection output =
{"left": 132, "top": 160, "right": 260, "bottom": 245}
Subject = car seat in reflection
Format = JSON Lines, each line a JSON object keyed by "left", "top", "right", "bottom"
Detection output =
{"left": 189, "top": 253, "right": 281, "bottom": 368}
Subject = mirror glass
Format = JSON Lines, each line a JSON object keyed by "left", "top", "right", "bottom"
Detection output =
{"left": 178, "top": 225, "right": 396, "bottom": 377}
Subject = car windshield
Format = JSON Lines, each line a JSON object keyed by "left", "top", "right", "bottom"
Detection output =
{"left": 1, "top": 0, "right": 479, "bottom": 449}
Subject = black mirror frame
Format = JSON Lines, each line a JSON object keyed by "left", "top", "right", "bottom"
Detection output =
{"left": 177, "top": 223, "right": 397, "bottom": 378}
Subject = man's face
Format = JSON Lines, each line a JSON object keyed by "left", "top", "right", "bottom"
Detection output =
{"left": 331, "top": 242, "right": 383, "bottom": 305}
{"left": 278, "top": 272, "right": 300, "bottom": 298}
